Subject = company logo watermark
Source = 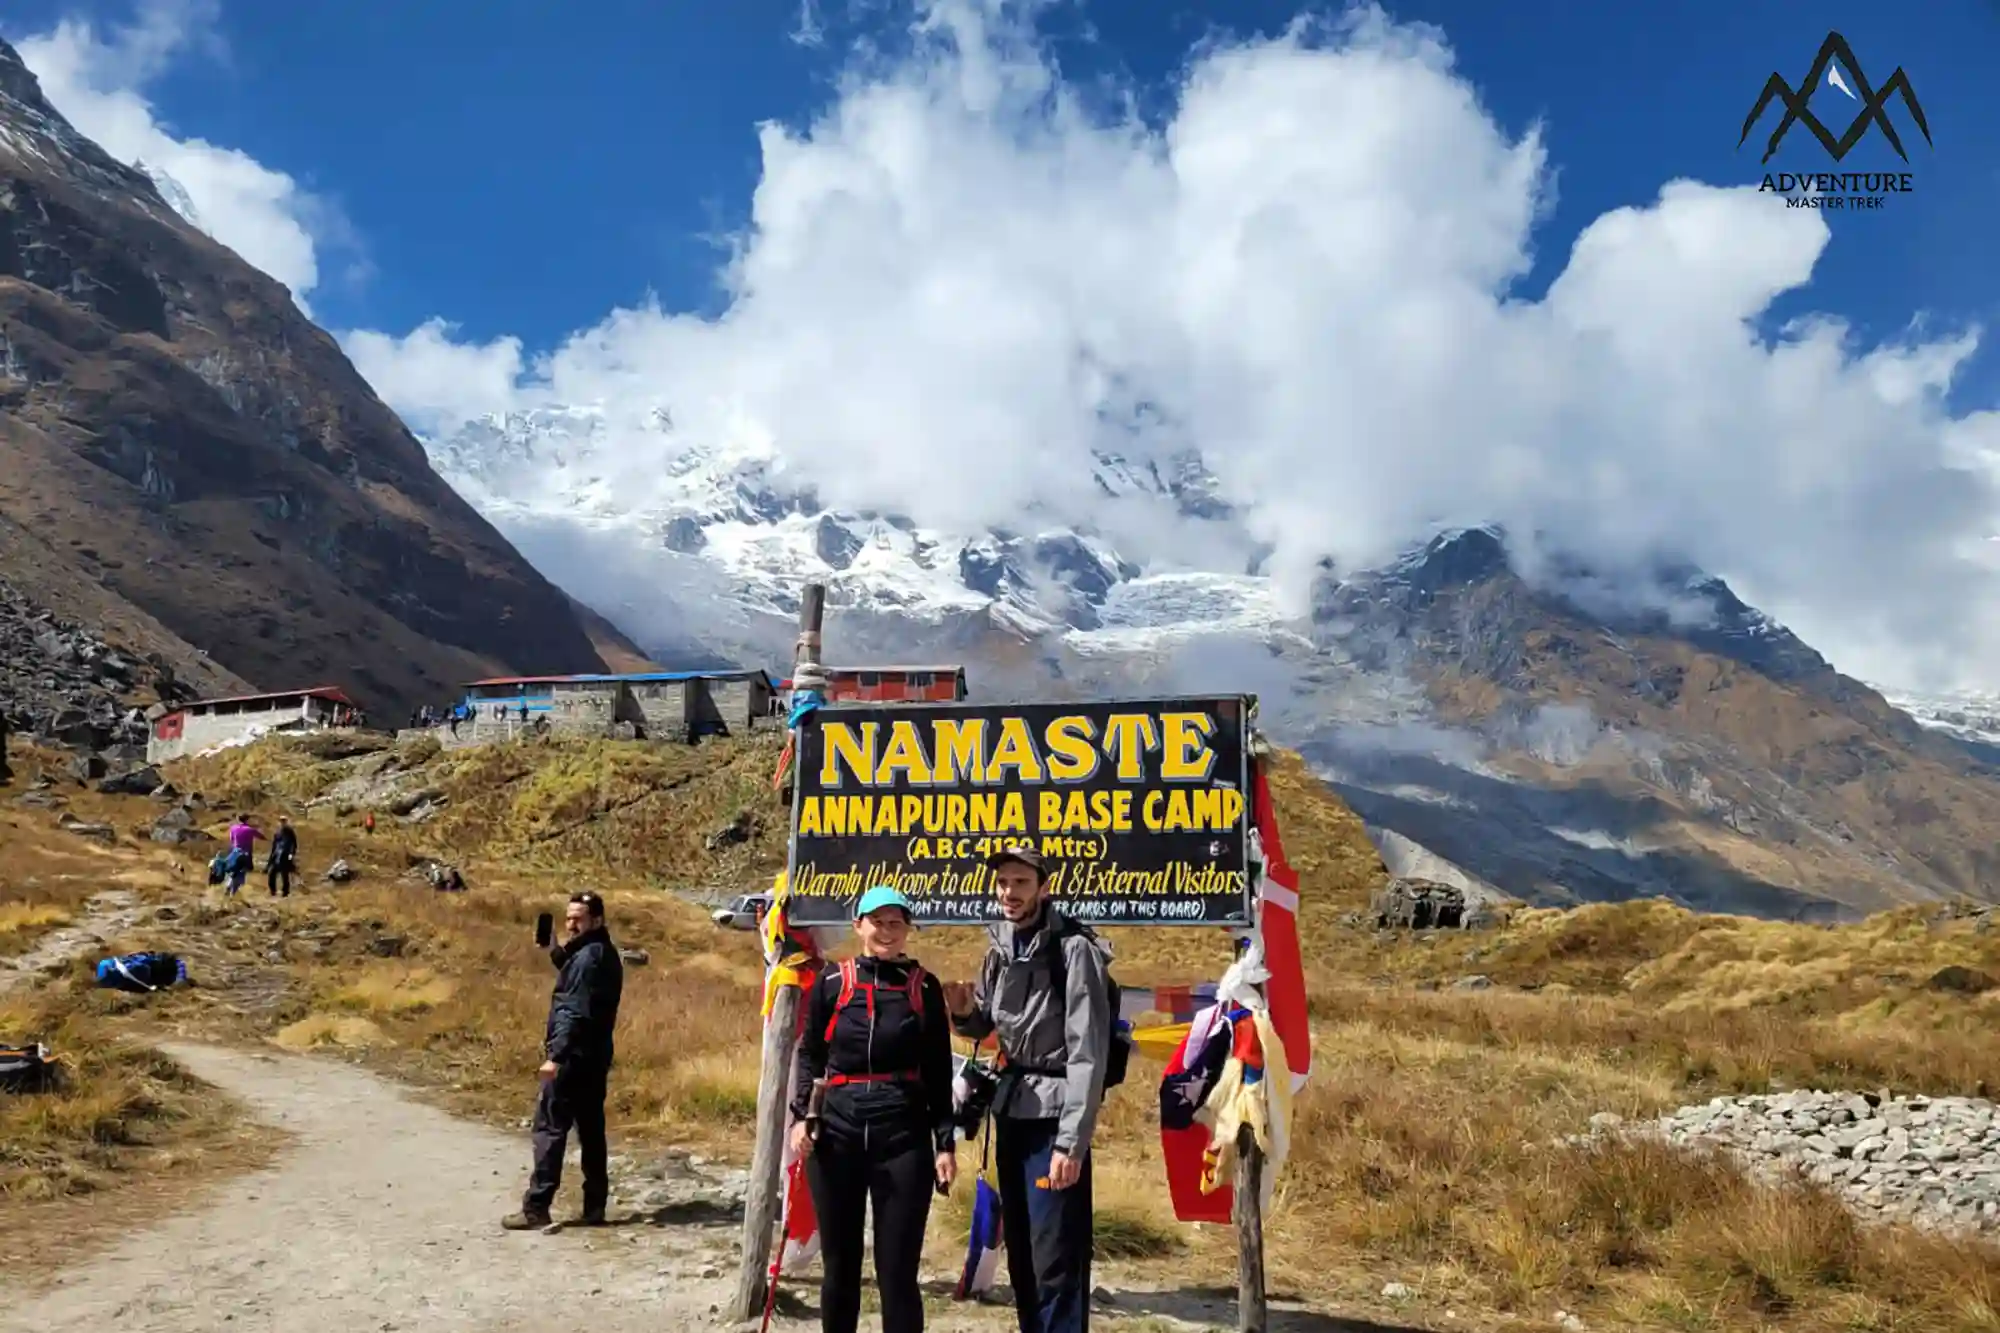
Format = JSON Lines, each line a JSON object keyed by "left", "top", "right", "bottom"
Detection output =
{"left": 1739, "top": 31, "right": 1933, "bottom": 211}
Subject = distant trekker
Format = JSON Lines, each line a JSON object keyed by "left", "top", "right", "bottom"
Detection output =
{"left": 266, "top": 816, "right": 299, "bottom": 898}
{"left": 225, "top": 814, "right": 262, "bottom": 896}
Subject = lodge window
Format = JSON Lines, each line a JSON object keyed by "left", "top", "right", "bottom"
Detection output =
{"left": 908, "top": 672, "right": 933, "bottom": 688}
{"left": 858, "top": 672, "right": 880, "bottom": 687}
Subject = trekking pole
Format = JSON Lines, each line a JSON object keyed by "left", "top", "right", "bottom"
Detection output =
{"left": 759, "top": 1158, "right": 800, "bottom": 1333}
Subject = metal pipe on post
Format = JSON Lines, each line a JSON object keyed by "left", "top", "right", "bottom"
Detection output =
{"left": 728, "top": 583, "right": 827, "bottom": 1323}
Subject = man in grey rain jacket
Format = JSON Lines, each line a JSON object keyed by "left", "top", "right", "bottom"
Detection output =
{"left": 946, "top": 846, "right": 1112, "bottom": 1333}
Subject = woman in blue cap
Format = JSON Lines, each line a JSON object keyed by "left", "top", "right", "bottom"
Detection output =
{"left": 788, "top": 884, "right": 956, "bottom": 1333}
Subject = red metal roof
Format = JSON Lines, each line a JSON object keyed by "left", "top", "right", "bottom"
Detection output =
{"left": 824, "top": 665, "right": 966, "bottom": 674}
{"left": 178, "top": 686, "right": 359, "bottom": 711}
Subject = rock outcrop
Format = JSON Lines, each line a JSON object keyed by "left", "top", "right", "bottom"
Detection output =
{"left": 0, "top": 575, "right": 163, "bottom": 746}
{"left": 1371, "top": 877, "right": 1505, "bottom": 930}
{"left": 1578, "top": 1091, "right": 2000, "bottom": 1238}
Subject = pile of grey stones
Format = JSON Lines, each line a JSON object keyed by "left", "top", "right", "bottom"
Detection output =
{"left": 1578, "top": 1090, "right": 2000, "bottom": 1239}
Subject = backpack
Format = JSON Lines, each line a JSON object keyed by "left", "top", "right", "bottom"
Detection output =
{"left": 1043, "top": 920, "right": 1132, "bottom": 1090}
{"left": 823, "top": 957, "right": 928, "bottom": 1042}
{"left": 95, "top": 952, "right": 187, "bottom": 993}
{"left": 821, "top": 958, "right": 930, "bottom": 1088}
{"left": 0, "top": 1042, "right": 57, "bottom": 1094}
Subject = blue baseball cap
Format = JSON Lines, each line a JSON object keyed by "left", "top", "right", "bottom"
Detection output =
{"left": 854, "top": 884, "right": 916, "bottom": 922}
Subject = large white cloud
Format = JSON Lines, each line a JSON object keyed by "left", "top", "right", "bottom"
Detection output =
{"left": 337, "top": 1, "right": 2000, "bottom": 691}
{"left": 341, "top": 318, "right": 525, "bottom": 426}
{"left": 12, "top": 0, "right": 342, "bottom": 310}
{"left": 22, "top": 0, "right": 2000, "bottom": 692}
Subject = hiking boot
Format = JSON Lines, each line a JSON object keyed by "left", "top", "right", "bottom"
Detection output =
{"left": 576, "top": 1208, "right": 607, "bottom": 1226}
{"left": 501, "top": 1210, "right": 552, "bottom": 1231}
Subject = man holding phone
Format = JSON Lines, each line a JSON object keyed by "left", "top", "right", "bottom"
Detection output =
{"left": 504, "top": 891, "right": 624, "bottom": 1231}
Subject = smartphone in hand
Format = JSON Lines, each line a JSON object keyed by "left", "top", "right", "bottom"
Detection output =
{"left": 534, "top": 912, "right": 554, "bottom": 948}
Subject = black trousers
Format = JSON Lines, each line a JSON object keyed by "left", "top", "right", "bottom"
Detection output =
{"left": 524, "top": 1061, "right": 609, "bottom": 1216}
{"left": 267, "top": 862, "right": 292, "bottom": 896}
{"left": 995, "top": 1116, "right": 1093, "bottom": 1333}
{"left": 805, "top": 1136, "right": 934, "bottom": 1333}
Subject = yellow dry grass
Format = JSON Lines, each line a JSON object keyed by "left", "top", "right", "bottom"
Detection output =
{"left": 0, "top": 990, "right": 242, "bottom": 1203}
{"left": 273, "top": 1014, "right": 388, "bottom": 1050}
{"left": 0, "top": 902, "right": 73, "bottom": 949}
{"left": 15, "top": 730, "right": 1995, "bottom": 1332}
{"left": 331, "top": 964, "right": 458, "bottom": 1015}
{"left": 255, "top": 878, "right": 778, "bottom": 1140}
{"left": 0, "top": 783, "right": 169, "bottom": 956}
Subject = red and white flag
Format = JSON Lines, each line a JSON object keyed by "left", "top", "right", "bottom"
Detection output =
{"left": 1157, "top": 754, "right": 1313, "bottom": 1222}
{"left": 773, "top": 999, "right": 821, "bottom": 1273}
{"left": 1251, "top": 759, "right": 1311, "bottom": 1091}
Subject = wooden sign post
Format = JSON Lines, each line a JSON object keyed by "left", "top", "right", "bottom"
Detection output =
{"left": 727, "top": 582, "right": 827, "bottom": 1323}
{"left": 1235, "top": 770, "right": 1272, "bottom": 1333}
{"left": 1234, "top": 1122, "right": 1268, "bottom": 1332}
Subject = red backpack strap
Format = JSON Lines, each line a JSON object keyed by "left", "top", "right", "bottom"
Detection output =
{"left": 824, "top": 958, "right": 859, "bottom": 1043}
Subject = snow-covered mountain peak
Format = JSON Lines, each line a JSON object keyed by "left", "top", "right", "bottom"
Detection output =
{"left": 134, "top": 159, "right": 202, "bottom": 228}
{"left": 1880, "top": 687, "right": 2000, "bottom": 748}
{"left": 417, "top": 404, "right": 1897, "bottom": 712}
{"left": 420, "top": 404, "right": 1254, "bottom": 639}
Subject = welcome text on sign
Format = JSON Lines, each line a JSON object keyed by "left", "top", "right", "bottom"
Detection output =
{"left": 785, "top": 696, "right": 1254, "bottom": 927}
{"left": 797, "top": 785, "right": 1246, "bottom": 838}
{"left": 815, "top": 711, "right": 1221, "bottom": 788}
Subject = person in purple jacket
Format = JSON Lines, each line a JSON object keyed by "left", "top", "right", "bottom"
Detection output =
{"left": 225, "top": 814, "right": 261, "bottom": 896}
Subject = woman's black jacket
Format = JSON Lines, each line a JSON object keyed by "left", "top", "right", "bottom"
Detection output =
{"left": 789, "top": 955, "right": 954, "bottom": 1157}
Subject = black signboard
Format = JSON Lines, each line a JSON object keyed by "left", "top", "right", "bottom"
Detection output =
{"left": 784, "top": 696, "right": 1253, "bottom": 927}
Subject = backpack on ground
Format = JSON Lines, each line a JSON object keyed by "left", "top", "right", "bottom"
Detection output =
{"left": 95, "top": 952, "right": 187, "bottom": 993}
{"left": 0, "top": 1042, "right": 57, "bottom": 1094}
{"left": 1047, "top": 920, "right": 1132, "bottom": 1089}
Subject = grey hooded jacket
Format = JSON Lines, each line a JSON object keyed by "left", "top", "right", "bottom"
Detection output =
{"left": 951, "top": 907, "right": 1113, "bottom": 1157}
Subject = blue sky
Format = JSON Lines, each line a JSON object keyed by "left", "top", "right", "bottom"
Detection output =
{"left": 9, "top": 0, "right": 2000, "bottom": 401}
{"left": 11, "top": 0, "right": 2000, "bottom": 691}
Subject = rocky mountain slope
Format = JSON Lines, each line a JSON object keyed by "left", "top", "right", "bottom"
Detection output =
{"left": 0, "top": 38, "right": 618, "bottom": 718}
{"left": 0, "top": 568, "right": 235, "bottom": 758}
{"left": 423, "top": 408, "right": 2000, "bottom": 919}
{"left": 1294, "top": 527, "right": 2000, "bottom": 918}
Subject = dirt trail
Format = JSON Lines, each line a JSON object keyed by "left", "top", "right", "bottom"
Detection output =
{"left": 0, "top": 888, "right": 144, "bottom": 995}
{"left": 0, "top": 1035, "right": 1395, "bottom": 1333}
{"left": 0, "top": 1042, "right": 733, "bottom": 1333}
